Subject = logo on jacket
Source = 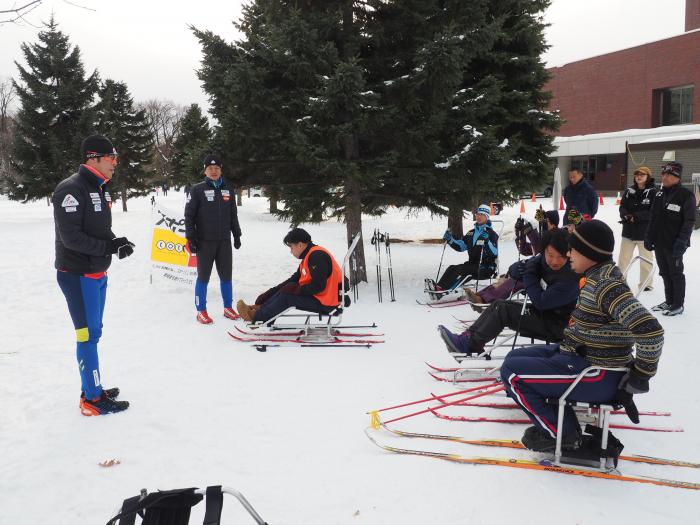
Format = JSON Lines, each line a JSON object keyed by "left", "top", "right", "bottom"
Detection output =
{"left": 61, "top": 194, "right": 79, "bottom": 207}
{"left": 222, "top": 189, "right": 230, "bottom": 202}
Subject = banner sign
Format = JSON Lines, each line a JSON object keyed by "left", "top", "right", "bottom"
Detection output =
{"left": 150, "top": 204, "right": 197, "bottom": 286}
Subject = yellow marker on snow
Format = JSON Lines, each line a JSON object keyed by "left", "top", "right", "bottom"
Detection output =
{"left": 370, "top": 410, "right": 381, "bottom": 430}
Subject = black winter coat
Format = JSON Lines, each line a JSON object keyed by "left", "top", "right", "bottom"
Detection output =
{"left": 521, "top": 253, "right": 580, "bottom": 325}
{"left": 563, "top": 178, "right": 598, "bottom": 224}
{"left": 646, "top": 183, "right": 697, "bottom": 249}
{"left": 184, "top": 178, "right": 242, "bottom": 241}
{"left": 619, "top": 180, "right": 656, "bottom": 241}
{"left": 53, "top": 165, "right": 115, "bottom": 274}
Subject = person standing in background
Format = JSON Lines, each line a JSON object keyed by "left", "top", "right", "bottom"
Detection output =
{"left": 618, "top": 167, "right": 656, "bottom": 292}
{"left": 185, "top": 154, "right": 242, "bottom": 324}
{"left": 562, "top": 168, "right": 598, "bottom": 226}
{"left": 645, "top": 162, "right": 696, "bottom": 316}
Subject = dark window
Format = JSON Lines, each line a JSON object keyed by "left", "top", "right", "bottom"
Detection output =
{"left": 660, "top": 85, "right": 694, "bottom": 126}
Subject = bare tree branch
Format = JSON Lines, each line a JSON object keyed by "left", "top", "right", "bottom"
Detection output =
{"left": 0, "top": 0, "right": 42, "bottom": 25}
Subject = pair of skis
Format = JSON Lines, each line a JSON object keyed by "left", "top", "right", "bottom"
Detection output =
{"left": 228, "top": 327, "right": 385, "bottom": 347}
{"left": 366, "top": 422, "right": 700, "bottom": 490}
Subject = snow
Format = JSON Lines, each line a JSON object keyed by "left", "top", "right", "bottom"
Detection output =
{"left": 1, "top": 192, "right": 699, "bottom": 523}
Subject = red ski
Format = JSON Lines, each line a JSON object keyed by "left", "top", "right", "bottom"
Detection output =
{"left": 428, "top": 372, "right": 496, "bottom": 383}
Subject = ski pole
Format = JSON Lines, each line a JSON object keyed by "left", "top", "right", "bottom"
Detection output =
{"left": 436, "top": 240, "right": 448, "bottom": 282}
{"left": 474, "top": 236, "right": 485, "bottom": 293}
{"left": 351, "top": 253, "right": 359, "bottom": 303}
{"left": 371, "top": 229, "right": 383, "bottom": 302}
{"left": 385, "top": 232, "right": 395, "bottom": 302}
{"left": 369, "top": 381, "right": 501, "bottom": 414}
{"left": 379, "top": 384, "right": 505, "bottom": 426}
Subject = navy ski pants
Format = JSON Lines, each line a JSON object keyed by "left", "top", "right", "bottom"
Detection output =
{"left": 500, "top": 345, "right": 625, "bottom": 438}
{"left": 57, "top": 271, "right": 107, "bottom": 400}
{"left": 255, "top": 291, "right": 334, "bottom": 322}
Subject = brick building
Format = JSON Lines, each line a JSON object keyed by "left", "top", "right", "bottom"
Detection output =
{"left": 547, "top": 0, "right": 700, "bottom": 196}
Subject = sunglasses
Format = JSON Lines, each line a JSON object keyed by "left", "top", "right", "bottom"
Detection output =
{"left": 86, "top": 152, "right": 118, "bottom": 162}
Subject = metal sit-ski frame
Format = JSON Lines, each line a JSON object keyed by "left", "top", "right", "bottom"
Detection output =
{"left": 251, "top": 233, "right": 365, "bottom": 341}
{"left": 548, "top": 365, "right": 629, "bottom": 471}
{"left": 621, "top": 254, "right": 655, "bottom": 298}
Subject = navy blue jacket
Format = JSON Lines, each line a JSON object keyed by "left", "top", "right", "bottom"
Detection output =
{"left": 563, "top": 178, "right": 598, "bottom": 225}
{"left": 53, "top": 165, "right": 115, "bottom": 274}
{"left": 185, "top": 178, "right": 242, "bottom": 241}
{"left": 522, "top": 253, "right": 580, "bottom": 324}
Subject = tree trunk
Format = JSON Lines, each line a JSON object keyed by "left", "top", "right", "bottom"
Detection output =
{"left": 269, "top": 196, "right": 278, "bottom": 213}
{"left": 447, "top": 204, "right": 464, "bottom": 238}
{"left": 345, "top": 174, "right": 367, "bottom": 283}
{"left": 121, "top": 190, "right": 128, "bottom": 212}
{"left": 236, "top": 188, "right": 243, "bottom": 206}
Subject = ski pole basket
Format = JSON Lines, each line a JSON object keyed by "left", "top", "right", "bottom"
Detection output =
{"left": 106, "top": 485, "right": 269, "bottom": 525}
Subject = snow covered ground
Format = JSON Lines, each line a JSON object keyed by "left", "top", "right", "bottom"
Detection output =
{"left": 1, "top": 191, "right": 698, "bottom": 524}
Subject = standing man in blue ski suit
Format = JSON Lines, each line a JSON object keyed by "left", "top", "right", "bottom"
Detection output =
{"left": 185, "top": 154, "right": 242, "bottom": 324}
{"left": 562, "top": 168, "right": 598, "bottom": 226}
{"left": 433, "top": 204, "right": 499, "bottom": 290}
{"left": 54, "top": 134, "right": 133, "bottom": 416}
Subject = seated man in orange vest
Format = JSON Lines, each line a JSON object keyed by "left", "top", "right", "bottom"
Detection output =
{"left": 237, "top": 228, "right": 343, "bottom": 323}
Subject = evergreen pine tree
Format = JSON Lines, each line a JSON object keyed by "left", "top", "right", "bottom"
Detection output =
{"left": 10, "top": 16, "right": 98, "bottom": 202}
{"left": 95, "top": 79, "right": 153, "bottom": 212}
{"left": 172, "top": 104, "right": 211, "bottom": 188}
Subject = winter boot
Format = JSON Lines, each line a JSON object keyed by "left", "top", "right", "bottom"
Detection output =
{"left": 437, "top": 325, "right": 473, "bottom": 354}
{"left": 196, "top": 310, "right": 214, "bottom": 324}
{"left": 465, "top": 288, "right": 483, "bottom": 304}
{"left": 223, "top": 307, "right": 240, "bottom": 320}
{"left": 651, "top": 302, "right": 670, "bottom": 312}
{"left": 662, "top": 305, "right": 684, "bottom": 316}
{"left": 80, "top": 391, "right": 130, "bottom": 416}
{"left": 236, "top": 300, "right": 258, "bottom": 322}
{"left": 521, "top": 425, "right": 580, "bottom": 452}
{"left": 81, "top": 387, "right": 119, "bottom": 402}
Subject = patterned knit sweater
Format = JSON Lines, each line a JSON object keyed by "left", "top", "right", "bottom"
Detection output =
{"left": 559, "top": 261, "right": 664, "bottom": 377}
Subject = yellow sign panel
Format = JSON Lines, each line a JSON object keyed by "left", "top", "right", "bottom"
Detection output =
{"left": 151, "top": 228, "right": 196, "bottom": 267}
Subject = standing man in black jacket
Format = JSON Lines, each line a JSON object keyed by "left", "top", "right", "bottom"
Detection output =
{"left": 562, "top": 168, "right": 598, "bottom": 226}
{"left": 645, "top": 161, "right": 697, "bottom": 316}
{"left": 185, "top": 154, "right": 242, "bottom": 324}
{"left": 618, "top": 166, "right": 656, "bottom": 292}
{"left": 54, "top": 134, "right": 133, "bottom": 416}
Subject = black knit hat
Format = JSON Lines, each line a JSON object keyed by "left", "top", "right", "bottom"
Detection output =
{"left": 283, "top": 228, "right": 312, "bottom": 245}
{"left": 569, "top": 220, "right": 614, "bottom": 263}
{"left": 82, "top": 135, "right": 116, "bottom": 159}
{"left": 661, "top": 161, "right": 682, "bottom": 178}
{"left": 203, "top": 154, "right": 222, "bottom": 168}
{"left": 544, "top": 210, "right": 560, "bottom": 227}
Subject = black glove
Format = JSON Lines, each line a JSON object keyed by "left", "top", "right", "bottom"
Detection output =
{"left": 521, "top": 220, "right": 534, "bottom": 236}
{"left": 187, "top": 239, "right": 198, "bottom": 254}
{"left": 108, "top": 237, "right": 135, "bottom": 259}
{"left": 279, "top": 282, "right": 300, "bottom": 294}
{"left": 618, "top": 368, "right": 649, "bottom": 395}
{"left": 234, "top": 236, "right": 242, "bottom": 250}
{"left": 514, "top": 217, "right": 526, "bottom": 232}
{"left": 643, "top": 239, "right": 654, "bottom": 252}
{"left": 672, "top": 239, "right": 687, "bottom": 258}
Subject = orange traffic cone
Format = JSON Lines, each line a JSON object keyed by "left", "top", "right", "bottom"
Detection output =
{"left": 615, "top": 191, "right": 621, "bottom": 205}
{"left": 599, "top": 193, "right": 604, "bottom": 205}
{"left": 531, "top": 192, "right": 537, "bottom": 202}
{"left": 559, "top": 196, "right": 565, "bottom": 210}
{"left": 519, "top": 199, "right": 526, "bottom": 214}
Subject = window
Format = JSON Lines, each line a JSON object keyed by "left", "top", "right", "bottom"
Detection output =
{"left": 660, "top": 85, "right": 694, "bottom": 126}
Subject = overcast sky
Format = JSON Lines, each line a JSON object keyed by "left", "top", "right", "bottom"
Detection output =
{"left": 0, "top": 0, "right": 687, "bottom": 113}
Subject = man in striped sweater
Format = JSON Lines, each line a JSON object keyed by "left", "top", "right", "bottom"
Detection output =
{"left": 500, "top": 220, "right": 664, "bottom": 452}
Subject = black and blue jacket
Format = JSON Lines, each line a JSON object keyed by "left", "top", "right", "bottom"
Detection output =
{"left": 185, "top": 177, "right": 242, "bottom": 242}
{"left": 53, "top": 165, "right": 115, "bottom": 274}
{"left": 447, "top": 222, "right": 499, "bottom": 270}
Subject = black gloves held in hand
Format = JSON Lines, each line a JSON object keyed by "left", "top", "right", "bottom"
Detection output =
{"left": 108, "top": 237, "right": 135, "bottom": 259}
{"left": 187, "top": 239, "right": 198, "bottom": 254}
{"left": 643, "top": 239, "right": 654, "bottom": 252}
{"left": 234, "top": 236, "right": 241, "bottom": 250}
{"left": 672, "top": 239, "right": 687, "bottom": 258}
{"left": 618, "top": 368, "right": 649, "bottom": 395}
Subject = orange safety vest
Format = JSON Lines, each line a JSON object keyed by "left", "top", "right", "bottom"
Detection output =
{"left": 298, "top": 246, "right": 343, "bottom": 307}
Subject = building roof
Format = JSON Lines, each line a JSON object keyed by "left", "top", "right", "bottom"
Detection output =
{"left": 552, "top": 124, "right": 700, "bottom": 157}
